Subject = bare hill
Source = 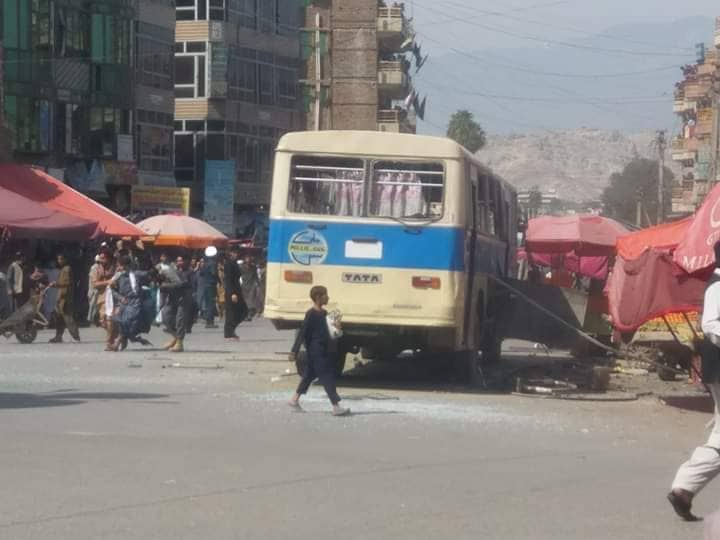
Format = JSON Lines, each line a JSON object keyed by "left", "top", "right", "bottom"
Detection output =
{"left": 477, "top": 129, "right": 662, "bottom": 202}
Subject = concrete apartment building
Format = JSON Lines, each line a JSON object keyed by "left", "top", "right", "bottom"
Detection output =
{"left": 303, "top": 0, "right": 417, "bottom": 133}
{"left": 0, "top": 0, "right": 176, "bottom": 213}
{"left": 135, "top": 0, "right": 176, "bottom": 189}
{"left": 671, "top": 20, "right": 720, "bottom": 215}
{"left": 173, "top": 0, "right": 305, "bottom": 222}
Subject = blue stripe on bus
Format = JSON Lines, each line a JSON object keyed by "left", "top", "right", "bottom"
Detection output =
{"left": 268, "top": 219, "right": 466, "bottom": 271}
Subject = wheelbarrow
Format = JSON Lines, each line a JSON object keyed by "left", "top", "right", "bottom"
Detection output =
{"left": 0, "top": 291, "right": 49, "bottom": 344}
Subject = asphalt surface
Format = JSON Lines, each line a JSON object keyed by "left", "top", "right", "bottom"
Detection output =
{"left": 0, "top": 320, "right": 717, "bottom": 539}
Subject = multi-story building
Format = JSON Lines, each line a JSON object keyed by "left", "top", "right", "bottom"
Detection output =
{"left": 670, "top": 25, "right": 720, "bottom": 215}
{"left": 302, "top": 0, "right": 418, "bottom": 133}
{"left": 172, "top": 0, "right": 305, "bottom": 225}
{"left": 135, "top": 0, "right": 176, "bottom": 188}
{"left": 0, "top": 0, "right": 176, "bottom": 214}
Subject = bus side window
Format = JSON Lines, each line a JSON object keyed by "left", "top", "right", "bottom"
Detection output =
{"left": 476, "top": 173, "right": 489, "bottom": 234}
{"left": 487, "top": 177, "right": 497, "bottom": 237}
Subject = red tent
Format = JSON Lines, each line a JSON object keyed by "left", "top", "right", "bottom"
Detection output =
{"left": 607, "top": 250, "right": 705, "bottom": 332}
{"left": 526, "top": 214, "right": 629, "bottom": 256}
{"left": 0, "top": 187, "right": 98, "bottom": 241}
{"left": 0, "top": 165, "right": 144, "bottom": 238}
{"left": 617, "top": 217, "right": 692, "bottom": 261}
{"left": 674, "top": 182, "right": 720, "bottom": 274}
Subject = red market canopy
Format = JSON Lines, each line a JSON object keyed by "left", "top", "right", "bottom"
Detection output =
{"left": 616, "top": 217, "right": 692, "bottom": 261}
{"left": 0, "top": 165, "right": 145, "bottom": 238}
{"left": 526, "top": 214, "right": 629, "bottom": 256}
{"left": 0, "top": 187, "right": 98, "bottom": 241}
{"left": 519, "top": 248, "right": 609, "bottom": 281}
{"left": 674, "top": 182, "right": 720, "bottom": 274}
{"left": 607, "top": 250, "right": 705, "bottom": 333}
{"left": 137, "top": 215, "right": 228, "bottom": 249}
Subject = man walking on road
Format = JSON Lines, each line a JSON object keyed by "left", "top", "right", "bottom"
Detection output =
{"left": 669, "top": 241, "right": 720, "bottom": 521}
{"left": 7, "top": 251, "right": 28, "bottom": 311}
{"left": 49, "top": 253, "right": 80, "bottom": 343}
{"left": 160, "top": 255, "right": 194, "bottom": 353}
{"left": 223, "top": 247, "right": 247, "bottom": 341}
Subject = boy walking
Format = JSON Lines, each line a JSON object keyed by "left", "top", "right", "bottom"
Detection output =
{"left": 289, "top": 286, "right": 350, "bottom": 416}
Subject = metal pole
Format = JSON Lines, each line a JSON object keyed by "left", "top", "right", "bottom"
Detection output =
{"left": 314, "top": 12, "right": 322, "bottom": 131}
{"left": 657, "top": 130, "right": 666, "bottom": 224}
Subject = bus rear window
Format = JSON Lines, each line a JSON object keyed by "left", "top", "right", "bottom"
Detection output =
{"left": 288, "top": 156, "right": 365, "bottom": 216}
{"left": 370, "top": 161, "right": 444, "bottom": 219}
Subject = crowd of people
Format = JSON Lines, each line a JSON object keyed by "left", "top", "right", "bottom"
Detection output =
{"left": 0, "top": 241, "right": 267, "bottom": 353}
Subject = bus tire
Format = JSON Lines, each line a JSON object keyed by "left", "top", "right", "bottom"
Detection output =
{"left": 453, "top": 350, "right": 484, "bottom": 387}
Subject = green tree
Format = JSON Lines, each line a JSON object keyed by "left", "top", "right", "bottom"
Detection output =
{"left": 446, "top": 110, "right": 486, "bottom": 153}
{"left": 602, "top": 158, "right": 674, "bottom": 226}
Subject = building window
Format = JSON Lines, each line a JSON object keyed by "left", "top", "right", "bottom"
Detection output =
{"left": 4, "top": 95, "right": 50, "bottom": 153}
{"left": 175, "top": 44, "right": 207, "bottom": 98}
{"left": 258, "top": 63, "right": 274, "bottom": 106}
{"left": 87, "top": 107, "right": 130, "bottom": 157}
{"left": 276, "top": 67, "right": 297, "bottom": 108}
{"left": 175, "top": 133, "right": 197, "bottom": 182}
{"left": 138, "top": 35, "right": 173, "bottom": 90}
{"left": 260, "top": 0, "right": 275, "bottom": 33}
{"left": 90, "top": 13, "right": 131, "bottom": 65}
{"left": 228, "top": 57, "right": 257, "bottom": 103}
{"left": 138, "top": 125, "right": 173, "bottom": 172}
{"left": 56, "top": 6, "right": 90, "bottom": 59}
{"left": 176, "top": 0, "right": 226, "bottom": 21}
{"left": 228, "top": 0, "right": 257, "bottom": 29}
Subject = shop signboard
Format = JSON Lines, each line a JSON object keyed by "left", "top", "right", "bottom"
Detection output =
{"left": 204, "top": 160, "right": 236, "bottom": 235}
{"left": 131, "top": 185, "right": 191, "bottom": 218}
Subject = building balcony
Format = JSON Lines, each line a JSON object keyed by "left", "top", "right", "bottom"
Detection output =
{"left": 671, "top": 137, "right": 698, "bottom": 162}
{"left": 378, "top": 61, "right": 410, "bottom": 98}
{"left": 673, "top": 99, "right": 696, "bottom": 113}
{"left": 377, "top": 109, "right": 415, "bottom": 133}
{"left": 377, "top": 6, "right": 408, "bottom": 49}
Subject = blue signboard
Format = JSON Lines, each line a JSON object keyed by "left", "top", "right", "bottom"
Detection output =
{"left": 204, "top": 160, "right": 236, "bottom": 235}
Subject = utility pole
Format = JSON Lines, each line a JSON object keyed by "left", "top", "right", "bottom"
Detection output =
{"left": 313, "top": 12, "right": 322, "bottom": 131}
{"left": 655, "top": 130, "right": 667, "bottom": 224}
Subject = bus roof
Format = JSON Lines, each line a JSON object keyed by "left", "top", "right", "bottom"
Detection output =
{"left": 277, "top": 130, "right": 470, "bottom": 160}
{"left": 276, "top": 130, "right": 515, "bottom": 193}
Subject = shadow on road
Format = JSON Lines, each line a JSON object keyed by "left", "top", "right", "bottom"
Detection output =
{"left": 0, "top": 391, "right": 171, "bottom": 410}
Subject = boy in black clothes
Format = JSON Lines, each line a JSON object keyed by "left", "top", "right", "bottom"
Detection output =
{"left": 289, "top": 286, "right": 350, "bottom": 416}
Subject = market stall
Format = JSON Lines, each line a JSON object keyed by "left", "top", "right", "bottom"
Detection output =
{"left": 0, "top": 165, "right": 144, "bottom": 238}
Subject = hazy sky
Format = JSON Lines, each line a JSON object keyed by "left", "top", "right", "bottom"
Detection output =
{"left": 410, "top": 0, "right": 719, "bottom": 53}
{"left": 409, "top": 0, "right": 719, "bottom": 134}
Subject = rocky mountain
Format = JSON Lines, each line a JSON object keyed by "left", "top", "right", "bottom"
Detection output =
{"left": 476, "top": 129, "right": 665, "bottom": 202}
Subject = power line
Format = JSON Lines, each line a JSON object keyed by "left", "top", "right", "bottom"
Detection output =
{"left": 411, "top": 3, "right": 694, "bottom": 59}
{"left": 427, "top": 0, "right": 694, "bottom": 53}
{"left": 417, "top": 31, "right": 682, "bottom": 80}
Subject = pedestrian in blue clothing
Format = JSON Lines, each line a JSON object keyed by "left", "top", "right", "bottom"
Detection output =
{"left": 288, "top": 286, "right": 350, "bottom": 416}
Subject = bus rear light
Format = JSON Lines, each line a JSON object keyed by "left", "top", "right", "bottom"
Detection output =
{"left": 284, "top": 270, "right": 313, "bottom": 284}
{"left": 412, "top": 276, "right": 441, "bottom": 289}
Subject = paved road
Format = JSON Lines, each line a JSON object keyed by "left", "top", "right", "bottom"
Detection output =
{"left": 0, "top": 321, "right": 716, "bottom": 539}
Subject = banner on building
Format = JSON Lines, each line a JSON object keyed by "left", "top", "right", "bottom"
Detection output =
{"left": 204, "top": 160, "right": 236, "bottom": 235}
{"left": 131, "top": 186, "right": 191, "bottom": 218}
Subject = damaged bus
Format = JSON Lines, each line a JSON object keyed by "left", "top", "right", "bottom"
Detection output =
{"left": 264, "top": 131, "right": 517, "bottom": 385}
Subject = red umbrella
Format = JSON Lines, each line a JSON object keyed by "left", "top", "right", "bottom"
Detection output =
{"left": 526, "top": 214, "right": 629, "bottom": 256}
{"left": 674, "top": 182, "right": 720, "bottom": 274}
{"left": 0, "top": 187, "right": 98, "bottom": 240}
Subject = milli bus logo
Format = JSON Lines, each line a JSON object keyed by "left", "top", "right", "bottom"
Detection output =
{"left": 288, "top": 230, "right": 329, "bottom": 266}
